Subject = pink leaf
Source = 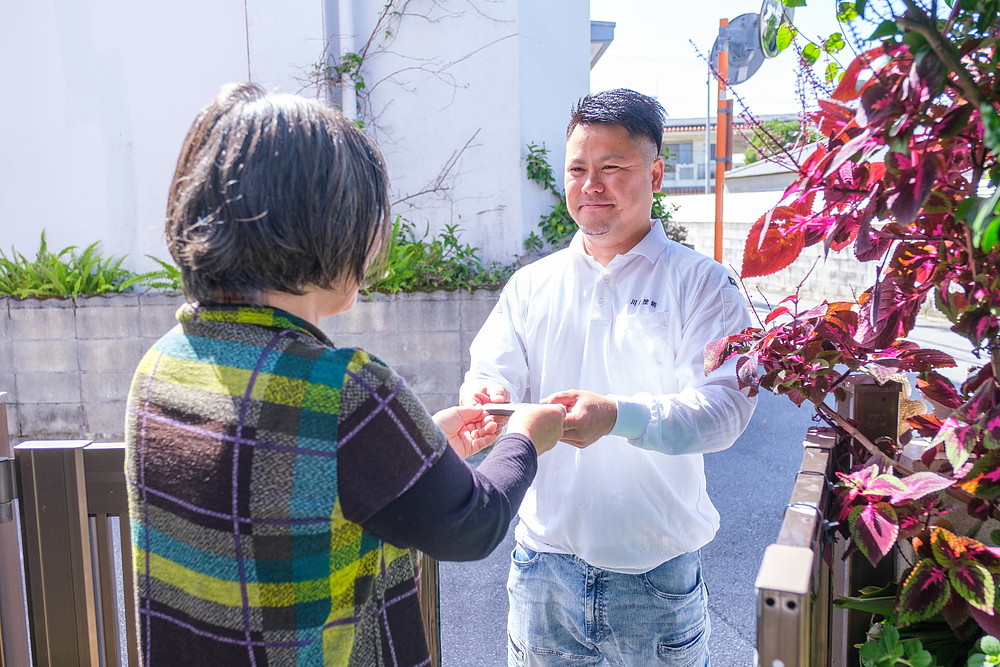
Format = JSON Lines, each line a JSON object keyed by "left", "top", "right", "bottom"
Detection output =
{"left": 889, "top": 155, "right": 941, "bottom": 225}
{"left": 849, "top": 502, "right": 899, "bottom": 566}
{"left": 971, "top": 604, "right": 1000, "bottom": 636}
{"left": 703, "top": 336, "right": 732, "bottom": 375}
{"left": 957, "top": 450, "right": 1000, "bottom": 500}
{"left": 896, "top": 558, "right": 951, "bottom": 624}
{"left": 949, "top": 562, "right": 995, "bottom": 613}
{"left": 890, "top": 471, "right": 954, "bottom": 504}
{"left": 917, "top": 372, "right": 962, "bottom": 409}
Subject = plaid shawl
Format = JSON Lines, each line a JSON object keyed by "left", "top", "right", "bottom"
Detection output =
{"left": 125, "top": 303, "right": 446, "bottom": 666}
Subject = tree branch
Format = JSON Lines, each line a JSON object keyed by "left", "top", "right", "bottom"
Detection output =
{"left": 390, "top": 129, "right": 480, "bottom": 207}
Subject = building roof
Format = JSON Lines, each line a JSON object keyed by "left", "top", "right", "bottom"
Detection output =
{"left": 726, "top": 142, "right": 820, "bottom": 178}
{"left": 663, "top": 112, "right": 800, "bottom": 134}
{"left": 590, "top": 21, "right": 615, "bottom": 68}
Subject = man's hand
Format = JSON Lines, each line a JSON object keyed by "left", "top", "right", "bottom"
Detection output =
{"left": 459, "top": 382, "right": 511, "bottom": 407}
{"left": 432, "top": 406, "right": 500, "bottom": 459}
{"left": 540, "top": 390, "right": 616, "bottom": 448}
{"left": 460, "top": 382, "right": 512, "bottom": 429}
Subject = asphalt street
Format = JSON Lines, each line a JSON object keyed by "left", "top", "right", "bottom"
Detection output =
{"left": 438, "top": 390, "right": 816, "bottom": 666}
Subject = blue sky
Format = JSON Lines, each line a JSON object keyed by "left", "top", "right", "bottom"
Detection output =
{"left": 589, "top": 0, "right": 845, "bottom": 120}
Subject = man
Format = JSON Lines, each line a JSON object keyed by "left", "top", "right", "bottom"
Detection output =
{"left": 460, "top": 89, "right": 756, "bottom": 665}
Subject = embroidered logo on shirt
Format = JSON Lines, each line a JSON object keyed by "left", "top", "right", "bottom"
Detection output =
{"left": 629, "top": 298, "right": 658, "bottom": 308}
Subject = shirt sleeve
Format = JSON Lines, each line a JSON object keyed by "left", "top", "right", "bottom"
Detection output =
{"left": 608, "top": 273, "right": 757, "bottom": 456}
{"left": 336, "top": 349, "right": 450, "bottom": 523}
{"left": 460, "top": 279, "right": 530, "bottom": 402}
{"left": 361, "top": 434, "right": 537, "bottom": 561}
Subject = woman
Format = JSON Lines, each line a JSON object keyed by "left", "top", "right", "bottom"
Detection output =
{"left": 124, "top": 82, "right": 567, "bottom": 666}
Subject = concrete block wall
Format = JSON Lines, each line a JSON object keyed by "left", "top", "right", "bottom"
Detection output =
{"left": 1, "top": 290, "right": 500, "bottom": 442}
{"left": 317, "top": 290, "right": 500, "bottom": 414}
{"left": 680, "top": 218, "right": 943, "bottom": 320}
{"left": 682, "top": 219, "right": 878, "bottom": 305}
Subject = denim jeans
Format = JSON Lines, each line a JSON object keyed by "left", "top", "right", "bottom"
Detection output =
{"left": 506, "top": 546, "right": 710, "bottom": 666}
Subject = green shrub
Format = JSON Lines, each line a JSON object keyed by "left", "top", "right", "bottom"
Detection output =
{"left": 0, "top": 232, "right": 179, "bottom": 298}
{"left": 365, "top": 217, "right": 514, "bottom": 294}
{"left": 1, "top": 225, "right": 507, "bottom": 300}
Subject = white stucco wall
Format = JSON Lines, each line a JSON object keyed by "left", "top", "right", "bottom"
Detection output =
{"left": 1, "top": 0, "right": 587, "bottom": 271}
{"left": 355, "top": 0, "right": 587, "bottom": 261}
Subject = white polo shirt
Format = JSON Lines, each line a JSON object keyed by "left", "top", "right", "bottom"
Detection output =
{"left": 462, "top": 222, "right": 756, "bottom": 573}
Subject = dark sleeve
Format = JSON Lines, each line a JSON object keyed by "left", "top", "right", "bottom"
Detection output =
{"left": 361, "top": 433, "right": 537, "bottom": 561}
{"left": 336, "top": 350, "right": 451, "bottom": 522}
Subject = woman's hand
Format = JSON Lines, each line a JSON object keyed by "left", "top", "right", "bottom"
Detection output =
{"left": 505, "top": 404, "right": 567, "bottom": 456}
{"left": 432, "top": 406, "right": 500, "bottom": 459}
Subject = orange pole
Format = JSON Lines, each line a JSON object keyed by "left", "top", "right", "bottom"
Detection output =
{"left": 714, "top": 18, "right": 729, "bottom": 264}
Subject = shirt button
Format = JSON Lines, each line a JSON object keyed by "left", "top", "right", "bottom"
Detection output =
{"left": 602, "top": 275, "right": 610, "bottom": 283}
{"left": 598, "top": 298, "right": 605, "bottom": 306}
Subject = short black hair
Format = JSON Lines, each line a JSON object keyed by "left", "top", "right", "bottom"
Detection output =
{"left": 566, "top": 88, "right": 666, "bottom": 155}
{"left": 165, "top": 82, "right": 391, "bottom": 304}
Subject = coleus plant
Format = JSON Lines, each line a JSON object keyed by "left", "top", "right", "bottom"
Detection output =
{"left": 705, "top": 0, "right": 1000, "bottom": 643}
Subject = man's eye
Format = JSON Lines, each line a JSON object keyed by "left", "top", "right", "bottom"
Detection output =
{"left": 603, "top": 165, "right": 620, "bottom": 171}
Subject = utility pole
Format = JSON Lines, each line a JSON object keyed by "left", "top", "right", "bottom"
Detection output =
{"left": 714, "top": 18, "right": 731, "bottom": 264}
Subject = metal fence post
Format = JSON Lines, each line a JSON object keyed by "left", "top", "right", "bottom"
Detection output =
{"left": 83, "top": 443, "right": 138, "bottom": 667}
{"left": 15, "top": 440, "right": 101, "bottom": 667}
{"left": 419, "top": 553, "right": 441, "bottom": 667}
{"left": 831, "top": 377, "right": 901, "bottom": 666}
{"left": 0, "top": 394, "right": 31, "bottom": 667}
{"left": 755, "top": 427, "right": 835, "bottom": 666}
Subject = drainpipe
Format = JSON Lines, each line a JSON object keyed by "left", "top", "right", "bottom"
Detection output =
{"left": 704, "top": 62, "right": 711, "bottom": 194}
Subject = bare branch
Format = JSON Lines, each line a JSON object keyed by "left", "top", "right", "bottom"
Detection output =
{"left": 390, "top": 129, "right": 481, "bottom": 207}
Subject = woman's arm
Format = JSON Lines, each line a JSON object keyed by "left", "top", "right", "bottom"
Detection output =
{"left": 361, "top": 433, "right": 536, "bottom": 561}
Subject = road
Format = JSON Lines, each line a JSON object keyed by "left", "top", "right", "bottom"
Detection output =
{"left": 439, "top": 390, "right": 817, "bottom": 666}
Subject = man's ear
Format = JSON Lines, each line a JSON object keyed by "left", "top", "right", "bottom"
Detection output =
{"left": 650, "top": 156, "right": 665, "bottom": 191}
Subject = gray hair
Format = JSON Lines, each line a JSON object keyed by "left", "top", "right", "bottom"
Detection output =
{"left": 165, "top": 82, "right": 390, "bottom": 303}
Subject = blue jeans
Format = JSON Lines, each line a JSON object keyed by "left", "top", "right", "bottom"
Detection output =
{"left": 507, "top": 546, "right": 710, "bottom": 666}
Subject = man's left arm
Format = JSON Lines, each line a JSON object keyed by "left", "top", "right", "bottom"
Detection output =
{"left": 545, "top": 280, "right": 756, "bottom": 455}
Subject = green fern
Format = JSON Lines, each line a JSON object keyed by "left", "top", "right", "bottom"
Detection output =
{"left": 0, "top": 232, "right": 181, "bottom": 298}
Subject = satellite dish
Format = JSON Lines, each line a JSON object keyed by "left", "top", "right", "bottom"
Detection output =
{"left": 760, "top": 0, "right": 795, "bottom": 58}
{"left": 710, "top": 13, "right": 765, "bottom": 85}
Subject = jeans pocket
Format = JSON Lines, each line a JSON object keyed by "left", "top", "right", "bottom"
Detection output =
{"left": 640, "top": 552, "right": 702, "bottom": 599}
{"left": 507, "top": 631, "right": 527, "bottom": 667}
{"left": 639, "top": 554, "right": 710, "bottom": 665}
{"left": 656, "top": 621, "right": 709, "bottom": 666}
{"left": 511, "top": 543, "right": 539, "bottom": 567}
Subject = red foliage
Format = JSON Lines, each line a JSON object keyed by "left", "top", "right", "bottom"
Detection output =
{"left": 711, "top": 10, "right": 1000, "bottom": 639}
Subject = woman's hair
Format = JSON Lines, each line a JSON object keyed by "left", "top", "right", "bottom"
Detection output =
{"left": 165, "top": 82, "right": 391, "bottom": 303}
{"left": 566, "top": 88, "right": 666, "bottom": 155}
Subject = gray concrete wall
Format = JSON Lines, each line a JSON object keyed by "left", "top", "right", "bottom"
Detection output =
{"left": 673, "top": 194, "right": 944, "bottom": 320}
{"left": 0, "top": 290, "right": 500, "bottom": 442}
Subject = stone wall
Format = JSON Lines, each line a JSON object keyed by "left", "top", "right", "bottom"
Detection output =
{"left": 685, "top": 219, "right": 881, "bottom": 307}
{"left": 0, "top": 290, "right": 500, "bottom": 442}
{"left": 673, "top": 192, "right": 942, "bottom": 319}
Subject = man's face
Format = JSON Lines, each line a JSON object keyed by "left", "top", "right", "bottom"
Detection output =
{"left": 564, "top": 123, "right": 664, "bottom": 257}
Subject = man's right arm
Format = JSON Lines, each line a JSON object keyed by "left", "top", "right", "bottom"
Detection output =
{"left": 460, "top": 282, "right": 529, "bottom": 406}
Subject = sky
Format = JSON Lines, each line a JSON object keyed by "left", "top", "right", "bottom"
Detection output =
{"left": 589, "top": 0, "right": 845, "bottom": 121}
